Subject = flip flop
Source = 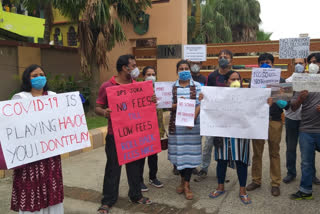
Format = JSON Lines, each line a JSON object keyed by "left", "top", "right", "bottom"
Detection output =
{"left": 130, "top": 197, "right": 152, "bottom": 205}
{"left": 208, "top": 190, "right": 225, "bottom": 199}
{"left": 239, "top": 194, "right": 252, "bottom": 205}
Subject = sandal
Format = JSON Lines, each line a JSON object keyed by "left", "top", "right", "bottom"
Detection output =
{"left": 97, "top": 205, "right": 110, "bottom": 214}
{"left": 239, "top": 194, "right": 252, "bottom": 205}
{"left": 208, "top": 190, "right": 225, "bottom": 199}
{"left": 130, "top": 196, "right": 152, "bottom": 205}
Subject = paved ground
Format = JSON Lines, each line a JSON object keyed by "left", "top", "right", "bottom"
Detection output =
{"left": 1, "top": 130, "right": 320, "bottom": 214}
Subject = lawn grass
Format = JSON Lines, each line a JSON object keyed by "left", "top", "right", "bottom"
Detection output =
{"left": 85, "top": 115, "right": 108, "bottom": 130}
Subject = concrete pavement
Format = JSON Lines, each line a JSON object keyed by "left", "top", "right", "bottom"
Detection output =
{"left": 1, "top": 130, "right": 320, "bottom": 214}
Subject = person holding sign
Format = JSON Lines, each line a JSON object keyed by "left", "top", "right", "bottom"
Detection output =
{"left": 10, "top": 65, "right": 64, "bottom": 214}
{"left": 95, "top": 55, "right": 153, "bottom": 214}
{"left": 168, "top": 60, "right": 202, "bottom": 200}
{"left": 290, "top": 53, "right": 320, "bottom": 200}
{"left": 247, "top": 53, "right": 288, "bottom": 197}
{"left": 138, "top": 66, "right": 164, "bottom": 192}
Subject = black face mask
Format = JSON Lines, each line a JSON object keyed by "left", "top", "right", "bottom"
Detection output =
{"left": 219, "top": 58, "right": 229, "bottom": 69}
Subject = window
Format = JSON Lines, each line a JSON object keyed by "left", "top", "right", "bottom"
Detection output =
{"left": 54, "top": 28, "right": 63, "bottom": 46}
{"left": 67, "top": 26, "right": 77, "bottom": 46}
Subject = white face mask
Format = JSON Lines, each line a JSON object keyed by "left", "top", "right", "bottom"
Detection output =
{"left": 191, "top": 64, "right": 200, "bottom": 73}
{"left": 309, "top": 63, "right": 319, "bottom": 74}
{"left": 130, "top": 67, "right": 140, "bottom": 79}
{"left": 145, "top": 76, "right": 156, "bottom": 83}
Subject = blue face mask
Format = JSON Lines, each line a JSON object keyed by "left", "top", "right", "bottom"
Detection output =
{"left": 260, "top": 63, "right": 271, "bottom": 68}
{"left": 31, "top": 76, "right": 47, "bottom": 90}
{"left": 178, "top": 70, "right": 192, "bottom": 81}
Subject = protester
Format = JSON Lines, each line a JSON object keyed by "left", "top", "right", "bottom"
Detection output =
{"left": 168, "top": 60, "right": 202, "bottom": 200}
{"left": 194, "top": 49, "right": 234, "bottom": 182}
{"left": 190, "top": 61, "right": 206, "bottom": 86}
{"left": 290, "top": 53, "right": 320, "bottom": 200}
{"left": 246, "top": 53, "right": 288, "bottom": 196}
{"left": 95, "top": 55, "right": 153, "bottom": 214}
{"left": 10, "top": 64, "right": 64, "bottom": 214}
{"left": 283, "top": 58, "right": 320, "bottom": 184}
{"left": 139, "top": 66, "right": 164, "bottom": 192}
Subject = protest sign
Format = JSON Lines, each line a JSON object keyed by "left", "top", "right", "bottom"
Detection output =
{"left": 155, "top": 81, "right": 174, "bottom": 109}
{"left": 279, "top": 37, "right": 310, "bottom": 59}
{"left": 184, "top": 45, "right": 207, "bottom": 61}
{"left": 175, "top": 98, "right": 196, "bottom": 127}
{"left": 267, "top": 83, "right": 293, "bottom": 101}
{"left": 0, "top": 92, "right": 91, "bottom": 169}
{"left": 251, "top": 68, "right": 281, "bottom": 88}
{"left": 292, "top": 73, "right": 320, "bottom": 92}
{"left": 200, "top": 87, "right": 271, "bottom": 139}
{"left": 107, "top": 81, "right": 161, "bottom": 165}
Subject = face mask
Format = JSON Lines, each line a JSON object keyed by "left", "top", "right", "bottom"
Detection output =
{"left": 218, "top": 58, "right": 229, "bottom": 69}
{"left": 230, "top": 80, "right": 241, "bottom": 88}
{"left": 191, "top": 64, "right": 200, "bottom": 73}
{"left": 31, "top": 76, "right": 47, "bottom": 90}
{"left": 145, "top": 76, "right": 156, "bottom": 83}
{"left": 178, "top": 70, "right": 192, "bottom": 81}
{"left": 130, "top": 67, "right": 140, "bottom": 79}
{"left": 295, "top": 64, "right": 304, "bottom": 73}
{"left": 260, "top": 63, "right": 271, "bottom": 68}
{"left": 309, "top": 63, "right": 319, "bottom": 74}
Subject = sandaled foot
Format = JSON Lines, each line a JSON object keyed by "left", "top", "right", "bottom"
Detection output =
{"left": 97, "top": 205, "right": 110, "bottom": 214}
{"left": 208, "top": 190, "right": 225, "bottom": 199}
{"left": 130, "top": 197, "right": 152, "bottom": 205}
{"left": 240, "top": 194, "right": 252, "bottom": 205}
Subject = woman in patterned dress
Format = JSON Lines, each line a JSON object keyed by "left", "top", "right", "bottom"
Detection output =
{"left": 11, "top": 65, "right": 64, "bottom": 214}
{"left": 168, "top": 60, "right": 202, "bottom": 200}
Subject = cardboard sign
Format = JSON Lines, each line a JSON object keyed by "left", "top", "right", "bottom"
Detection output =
{"left": 107, "top": 81, "right": 161, "bottom": 165}
{"left": 267, "top": 83, "right": 293, "bottom": 101}
{"left": 279, "top": 37, "right": 310, "bottom": 59}
{"left": 155, "top": 82, "right": 174, "bottom": 109}
{"left": 184, "top": 45, "right": 207, "bottom": 62}
{"left": 292, "top": 73, "right": 320, "bottom": 92}
{"left": 175, "top": 98, "right": 196, "bottom": 127}
{"left": 251, "top": 68, "right": 281, "bottom": 88}
{"left": 200, "top": 87, "right": 271, "bottom": 140}
{"left": 0, "top": 92, "right": 91, "bottom": 169}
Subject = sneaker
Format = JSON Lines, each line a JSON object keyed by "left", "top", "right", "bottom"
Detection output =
{"left": 313, "top": 177, "right": 320, "bottom": 185}
{"left": 246, "top": 182, "right": 261, "bottom": 191}
{"left": 290, "top": 191, "right": 313, "bottom": 200}
{"left": 194, "top": 170, "right": 207, "bottom": 182}
{"left": 283, "top": 175, "right": 296, "bottom": 184}
{"left": 149, "top": 178, "right": 164, "bottom": 188}
{"left": 141, "top": 182, "right": 149, "bottom": 192}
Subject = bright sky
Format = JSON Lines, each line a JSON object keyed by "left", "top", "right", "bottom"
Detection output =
{"left": 258, "top": 0, "right": 320, "bottom": 40}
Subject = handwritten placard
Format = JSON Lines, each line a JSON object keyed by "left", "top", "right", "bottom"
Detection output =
{"left": 279, "top": 37, "right": 310, "bottom": 59}
{"left": 107, "top": 81, "right": 161, "bottom": 165}
{"left": 200, "top": 87, "right": 271, "bottom": 139}
{"left": 267, "top": 83, "right": 293, "bottom": 101}
{"left": 251, "top": 68, "right": 281, "bottom": 88}
{"left": 292, "top": 73, "right": 320, "bottom": 92}
{"left": 155, "top": 82, "right": 174, "bottom": 109}
{"left": 184, "top": 45, "right": 207, "bottom": 61}
{"left": 175, "top": 98, "right": 196, "bottom": 127}
{"left": 0, "top": 92, "right": 91, "bottom": 169}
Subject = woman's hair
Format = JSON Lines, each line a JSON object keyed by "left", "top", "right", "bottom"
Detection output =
{"left": 20, "top": 64, "right": 48, "bottom": 92}
{"left": 176, "top": 60, "right": 191, "bottom": 72}
{"left": 142, "top": 66, "right": 156, "bottom": 76}
{"left": 224, "top": 70, "right": 242, "bottom": 86}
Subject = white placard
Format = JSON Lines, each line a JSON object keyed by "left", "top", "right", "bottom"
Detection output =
{"left": 279, "top": 37, "right": 310, "bottom": 59}
{"left": 155, "top": 82, "right": 174, "bottom": 108}
{"left": 292, "top": 73, "right": 320, "bottom": 92}
{"left": 0, "top": 92, "right": 91, "bottom": 169}
{"left": 184, "top": 45, "right": 207, "bottom": 62}
{"left": 251, "top": 68, "right": 281, "bottom": 88}
{"left": 200, "top": 87, "right": 271, "bottom": 139}
{"left": 175, "top": 98, "right": 196, "bottom": 127}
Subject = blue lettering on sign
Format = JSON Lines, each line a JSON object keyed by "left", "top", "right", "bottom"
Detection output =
{"left": 139, "top": 134, "right": 155, "bottom": 146}
{"left": 141, "top": 145, "right": 154, "bottom": 155}
{"left": 121, "top": 139, "right": 138, "bottom": 150}
{"left": 128, "top": 112, "right": 142, "bottom": 120}
{"left": 123, "top": 150, "right": 140, "bottom": 161}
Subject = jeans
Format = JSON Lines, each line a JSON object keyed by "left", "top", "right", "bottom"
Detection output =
{"left": 139, "top": 154, "right": 158, "bottom": 182}
{"left": 285, "top": 118, "right": 317, "bottom": 178}
{"left": 217, "top": 160, "right": 248, "bottom": 187}
{"left": 101, "top": 135, "right": 142, "bottom": 207}
{"left": 200, "top": 137, "right": 214, "bottom": 172}
{"left": 299, "top": 132, "right": 320, "bottom": 194}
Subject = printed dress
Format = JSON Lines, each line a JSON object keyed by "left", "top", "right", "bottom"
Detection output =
{"left": 168, "top": 80, "right": 202, "bottom": 170}
{"left": 10, "top": 91, "right": 64, "bottom": 214}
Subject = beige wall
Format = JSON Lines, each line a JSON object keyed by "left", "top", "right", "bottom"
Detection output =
{"left": 17, "top": 46, "right": 41, "bottom": 76}
{"left": 103, "top": 0, "right": 188, "bottom": 83}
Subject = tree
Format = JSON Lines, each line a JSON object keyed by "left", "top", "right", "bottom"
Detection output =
{"left": 256, "top": 30, "right": 273, "bottom": 41}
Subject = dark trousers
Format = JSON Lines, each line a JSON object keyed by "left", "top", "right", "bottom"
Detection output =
{"left": 139, "top": 154, "right": 158, "bottom": 182}
{"left": 217, "top": 160, "right": 248, "bottom": 187}
{"left": 285, "top": 118, "right": 316, "bottom": 177}
{"left": 101, "top": 135, "right": 142, "bottom": 207}
{"left": 179, "top": 168, "right": 194, "bottom": 182}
